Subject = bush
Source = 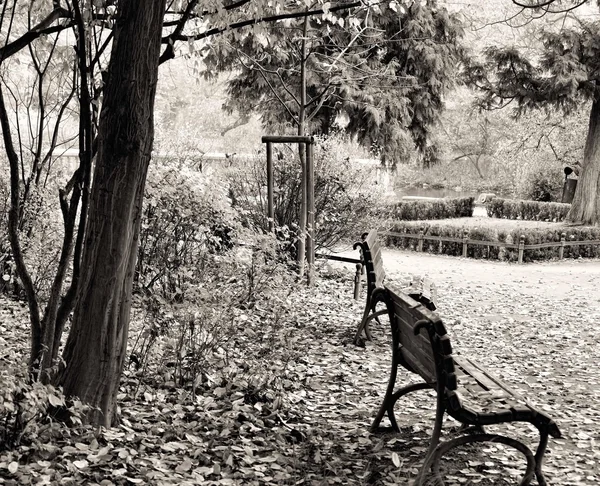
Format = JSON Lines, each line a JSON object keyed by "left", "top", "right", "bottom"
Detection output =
{"left": 517, "top": 162, "right": 564, "bottom": 202}
{"left": 227, "top": 134, "right": 383, "bottom": 253}
{"left": 389, "top": 197, "right": 475, "bottom": 221}
{"left": 136, "top": 160, "right": 238, "bottom": 302}
{"left": 485, "top": 198, "right": 570, "bottom": 222}
{"left": 384, "top": 221, "right": 600, "bottom": 262}
{"left": 0, "top": 171, "right": 65, "bottom": 299}
{"left": 0, "top": 370, "right": 86, "bottom": 451}
{"left": 129, "top": 232, "right": 296, "bottom": 392}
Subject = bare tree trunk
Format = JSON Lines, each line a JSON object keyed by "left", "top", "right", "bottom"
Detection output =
{"left": 567, "top": 95, "right": 600, "bottom": 225}
{"left": 0, "top": 86, "right": 42, "bottom": 370}
{"left": 297, "top": 15, "right": 308, "bottom": 277}
{"left": 57, "top": 0, "right": 167, "bottom": 427}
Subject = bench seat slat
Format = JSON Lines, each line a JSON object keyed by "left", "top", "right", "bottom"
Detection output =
{"left": 452, "top": 358, "right": 532, "bottom": 418}
{"left": 460, "top": 357, "right": 528, "bottom": 401}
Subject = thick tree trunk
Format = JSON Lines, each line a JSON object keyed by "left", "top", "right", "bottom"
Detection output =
{"left": 567, "top": 96, "right": 600, "bottom": 225}
{"left": 57, "top": 0, "right": 167, "bottom": 427}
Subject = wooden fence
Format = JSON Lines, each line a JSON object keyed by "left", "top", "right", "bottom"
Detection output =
{"left": 381, "top": 230, "right": 600, "bottom": 264}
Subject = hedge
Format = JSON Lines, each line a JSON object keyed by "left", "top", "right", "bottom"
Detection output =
{"left": 484, "top": 198, "right": 570, "bottom": 222}
{"left": 389, "top": 197, "right": 475, "bottom": 221}
{"left": 384, "top": 221, "right": 600, "bottom": 262}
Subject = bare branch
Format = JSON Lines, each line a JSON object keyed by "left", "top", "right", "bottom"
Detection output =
{"left": 0, "top": 8, "right": 72, "bottom": 63}
{"left": 0, "top": 85, "right": 41, "bottom": 370}
{"left": 159, "top": 1, "right": 362, "bottom": 63}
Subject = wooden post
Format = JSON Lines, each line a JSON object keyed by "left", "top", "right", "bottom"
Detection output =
{"left": 518, "top": 235, "right": 525, "bottom": 264}
{"left": 266, "top": 141, "right": 274, "bottom": 232}
{"left": 298, "top": 147, "right": 307, "bottom": 277}
{"left": 306, "top": 141, "right": 315, "bottom": 286}
{"left": 462, "top": 230, "right": 468, "bottom": 258}
{"left": 353, "top": 263, "right": 362, "bottom": 300}
{"left": 559, "top": 232, "right": 566, "bottom": 259}
{"left": 438, "top": 238, "right": 443, "bottom": 254}
{"left": 418, "top": 229, "right": 424, "bottom": 252}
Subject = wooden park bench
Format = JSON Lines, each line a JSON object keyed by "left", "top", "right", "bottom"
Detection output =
{"left": 353, "top": 230, "right": 437, "bottom": 345}
{"left": 366, "top": 284, "right": 561, "bottom": 486}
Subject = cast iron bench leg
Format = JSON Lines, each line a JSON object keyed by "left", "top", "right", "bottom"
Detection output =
{"left": 534, "top": 430, "right": 550, "bottom": 486}
{"left": 354, "top": 308, "right": 386, "bottom": 344}
{"left": 422, "top": 434, "right": 536, "bottom": 486}
{"left": 371, "top": 382, "right": 431, "bottom": 431}
{"left": 414, "top": 391, "right": 446, "bottom": 485}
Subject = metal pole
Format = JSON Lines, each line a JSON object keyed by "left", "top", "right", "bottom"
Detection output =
{"left": 306, "top": 141, "right": 315, "bottom": 286}
{"left": 266, "top": 141, "right": 274, "bottom": 232}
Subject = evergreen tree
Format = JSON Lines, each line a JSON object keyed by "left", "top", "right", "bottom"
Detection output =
{"left": 204, "top": 0, "right": 463, "bottom": 166}
{"left": 466, "top": 1, "right": 600, "bottom": 224}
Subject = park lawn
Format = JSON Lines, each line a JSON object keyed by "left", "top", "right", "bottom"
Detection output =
{"left": 0, "top": 258, "right": 598, "bottom": 485}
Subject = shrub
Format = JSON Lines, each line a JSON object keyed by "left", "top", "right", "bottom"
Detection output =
{"left": 389, "top": 197, "right": 475, "bottom": 221}
{"left": 227, "top": 134, "right": 384, "bottom": 253}
{"left": 136, "top": 160, "right": 238, "bottom": 302}
{"left": 129, "top": 232, "right": 296, "bottom": 392}
{"left": 0, "top": 171, "right": 65, "bottom": 299}
{"left": 485, "top": 198, "right": 570, "bottom": 222}
{"left": 0, "top": 176, "right": 10, "bottom": 293}
{"left": 0, "top": 370, "right": 86, "bottom": 451}
{"left": 384, "top": 221, "right": 600, "bottom": 262}
{"left": 516, "top": 162, "right": 564, "bottom": 202}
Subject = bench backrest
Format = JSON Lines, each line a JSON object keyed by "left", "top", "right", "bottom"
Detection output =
{"left": 373, "top": 285, "right": 456, "bottom": 391}
{"left": 355, "top": 230, "right": 386, "bottom": 297}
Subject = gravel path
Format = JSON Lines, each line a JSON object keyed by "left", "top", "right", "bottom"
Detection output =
{"left": 324, "top": 247, "right": 600, "bottom": 485}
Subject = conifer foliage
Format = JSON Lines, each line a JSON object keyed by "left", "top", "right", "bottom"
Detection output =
{"left": 204, "top": 0, "right": 464, "bottom": 166}
{"left": 466, "top": 0, "right": 600, "bottom": 225}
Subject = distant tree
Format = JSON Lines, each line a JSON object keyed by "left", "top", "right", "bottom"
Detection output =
{"left": 205, "top": 0, "right": 464, "bottom": 167}
{"left": 466, "top": 0, "right": 600, "bottom": 224}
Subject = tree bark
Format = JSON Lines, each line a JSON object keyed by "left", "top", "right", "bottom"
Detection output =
{"left": 57, "top": 0, "right": 167, "bottom": 427}
{"left": 567, "top": 94, "right": 600, "bottom": 225}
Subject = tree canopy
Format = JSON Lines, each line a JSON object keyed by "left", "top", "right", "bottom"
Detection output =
{"left": 464, "top": 0, "right": 600, "bottom": 224}
{"left": 204, "top": 0, "right": 464, "bottom": 166}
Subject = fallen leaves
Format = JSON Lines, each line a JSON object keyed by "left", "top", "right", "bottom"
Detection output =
{"left": 1, "top": 254, "right": 600, "bottom": 485}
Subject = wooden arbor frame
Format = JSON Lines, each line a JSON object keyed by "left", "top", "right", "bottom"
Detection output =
{"left": 262, "top": 135, "right": 315, "bottom": 285}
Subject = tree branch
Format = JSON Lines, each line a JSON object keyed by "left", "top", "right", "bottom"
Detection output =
{"left": 0, "top": 8, "right": 72, "bottom": 63}
{"left": 160, "top": 0, "right": 200, "bottom": 65}
{"left": 0, "top": 85, "right": 41, "bottom": 371}
{"left": 163, "top": 0, "right": 253, "bottom": 26}
{"left": 159, "top": 1, "right": 362, "bottom": 63}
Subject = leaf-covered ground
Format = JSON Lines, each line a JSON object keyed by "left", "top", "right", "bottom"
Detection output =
{"left": 1, "top": 249, "right": 599, "bottom": 485}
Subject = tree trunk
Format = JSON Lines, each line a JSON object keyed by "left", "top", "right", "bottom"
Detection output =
{"left": 297, "top": 16, "right": 309, "bottom": 277}
{"left": 57, "top": 0, "right": 167, "bottom": 427}
{"left": 567, "top": 95, "right": 600, "bottom": 225}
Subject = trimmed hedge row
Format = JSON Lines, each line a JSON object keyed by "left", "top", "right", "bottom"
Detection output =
{"left": 384, "top": 221, "right": 600, "bottom": 262}
{"left": 485, "top": 198, "right": 570, "bottom": 222}
{"left": 390, "top": 197, "right": 475, "bottom": 221}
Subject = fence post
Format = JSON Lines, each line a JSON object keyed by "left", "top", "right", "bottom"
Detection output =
{"left": 438, "top": 238, "right": 443, "bottom": 254}
{"left": 418, "top": 228, "right": 424, "bottom": 252}
{"left": 462, "top": 230, "right": 468, "bottom": 258}
{"left": 559, "top": 232, "right": 566, "bottom": 259}
{"left": 266, "top": 142, "right": 274, "bottom": 232}
{"left": 518, "top": 235, "right": 525, "bottom": 264}
{"left": 353, "top": 264, "right": 362, "bottom": 300}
